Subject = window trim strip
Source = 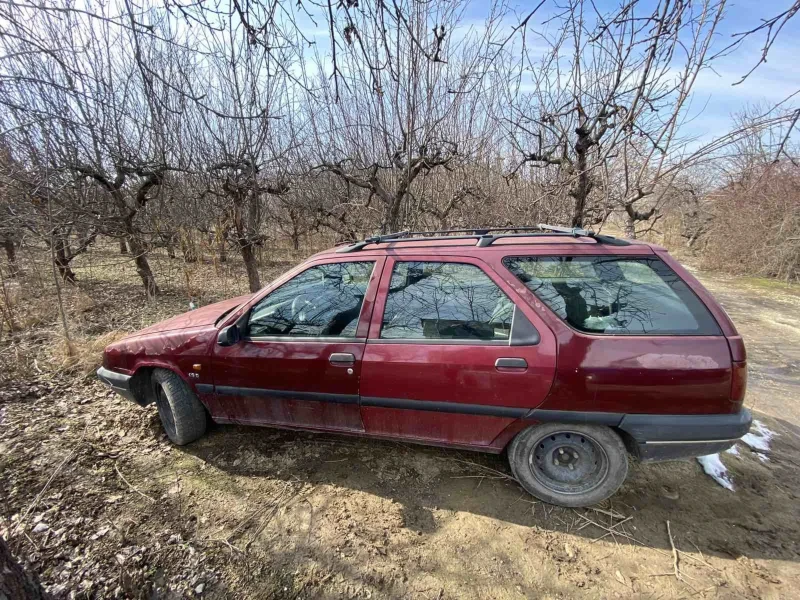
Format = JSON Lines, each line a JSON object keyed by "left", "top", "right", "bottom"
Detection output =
{"left": 367, "top": 338, "right": 510, "bottom": 346}
{"left": 244, "top": 336, "right": 362, "bottom": 343}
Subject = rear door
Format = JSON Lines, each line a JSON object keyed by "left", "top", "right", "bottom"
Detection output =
{"left": 359, "top": 255, "right": 557, "bottom": 447}
{"left": 209, "top": 257, "right": 383, "bottom": 432}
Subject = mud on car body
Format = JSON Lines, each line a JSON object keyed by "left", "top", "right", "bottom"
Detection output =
{"left": 98, "top": 225, "right": 751, "bottom": 507}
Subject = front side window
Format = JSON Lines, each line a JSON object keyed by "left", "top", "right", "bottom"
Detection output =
{"left": 502, "top": 256, "right": 721, "bottom": 335}
{"left": 248, "top": 261, "right": 374, "bottom": 338}
{"left": 380, "top": 261, "right": 513, "bottom": 341}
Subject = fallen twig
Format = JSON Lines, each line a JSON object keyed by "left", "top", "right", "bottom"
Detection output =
{"left": 588, "top": 506, "right": 627, "bottom": 520}
{"left": 206, "top": 538, "right": 244, "bottom": 554}
{"left": 667, "top": 520, "right": 681, "bottom": 580}
{"left": 447, "top": 458, "right": 517, "bottom": 481}
{"left": 588, "top": 516, "right": 633, "bottom": 543}
{"left": 576, "top": 513, "right": 638, "bottom": 545}
{"left": 114, "top": 463, "right": 155, "bottom": 503}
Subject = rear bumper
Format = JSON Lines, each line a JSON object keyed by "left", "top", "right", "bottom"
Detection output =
{"left": 97, "top": 367, "right": 145, "bottom": 406}
{"left": 619, "top": 409, "right": 752, "bottom": 462}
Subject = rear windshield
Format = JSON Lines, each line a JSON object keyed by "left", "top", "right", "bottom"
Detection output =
{"left": 502, "top": 256, "right": 721, "bottom": 335}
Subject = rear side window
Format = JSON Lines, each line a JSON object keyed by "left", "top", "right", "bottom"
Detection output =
{"left": 502, "top": 256, "right": 720, "bottom": 335}
{"left": 381, "top": 261, "right": 513, "bottom": 341}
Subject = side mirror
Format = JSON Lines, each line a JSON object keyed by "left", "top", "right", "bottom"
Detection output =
{"left": 217, "top": 324, "right": 241, "bottom": 347}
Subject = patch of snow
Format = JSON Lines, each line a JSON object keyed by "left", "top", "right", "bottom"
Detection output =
{"left": 725, "top": 444, "right": 741, "bottom": 456}
{"left": 741, "top": 420, "right": 776, "bottom": 453}
{"left": 697, "top": 454, "right": 735, "bottom": 491}
{"left": 756, "top": 452, "right": 770, "bottom": 463}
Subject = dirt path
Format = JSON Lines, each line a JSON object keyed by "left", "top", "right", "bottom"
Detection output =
{"left": 691, "top": 269, "right": 800, "bottom": 432}
{"left": 2, "top": 268, "right": 800, "bottom": 599}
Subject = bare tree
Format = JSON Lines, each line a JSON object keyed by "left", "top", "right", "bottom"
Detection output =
{"left": 503, "top": 0, "right": 728, "bottom": 235}
{"left": 301, "top": 0, "right": 509, "bottom": 234}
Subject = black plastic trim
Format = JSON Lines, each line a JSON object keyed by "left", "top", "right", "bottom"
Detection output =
{"left": 214, "top": 385, "right": 359, "bottom": 405}
{"left": 195, "top": 383, "right": 214, "bottom": 394}
{"left": 193, "top": 382, "right": 753, "bottom": 452}
{"left": 495, "top": 358, "right": 528, "bottom": 369}
{"left": 525, "top": 409, "right": 623, "bottom": 425}
{"left": 509, "top": 308, "right": 540, "bottom": 346}
{"left": 618, "top": 409, "right": 752, "bottom": 442}
{"left": 634, "top": 439, "right": 739, "bottom": 462}
{"left": 96, "top": 367, "right": 142, "bottom": 406}
{"left": 360, "top": 396, "right": 528, "bottom": 417}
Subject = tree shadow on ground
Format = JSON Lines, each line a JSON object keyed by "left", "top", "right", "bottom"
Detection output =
{"left": 175, "top": 410, "right": 800, "bottom": 565}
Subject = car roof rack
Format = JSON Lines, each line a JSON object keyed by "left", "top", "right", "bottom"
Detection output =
{"left": 335, "top": 224, "right": 630, "bottom": 253}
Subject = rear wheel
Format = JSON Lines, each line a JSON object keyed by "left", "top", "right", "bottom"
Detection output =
{"left": 508, "top": 423, "right": 628, "bottom": 507}
{"left": 152, "top": 369, "right": 207, "bottom": 445}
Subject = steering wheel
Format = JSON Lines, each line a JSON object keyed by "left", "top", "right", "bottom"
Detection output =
{"left": 291, "top": 294, "right": 316, "bottom": 322}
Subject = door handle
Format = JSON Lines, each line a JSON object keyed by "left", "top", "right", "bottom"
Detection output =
{"left": 329, "top": 353, "right": 355, "bottom": 366}
{"left": 495, "top": 357, "right": 528, "bottom": 370}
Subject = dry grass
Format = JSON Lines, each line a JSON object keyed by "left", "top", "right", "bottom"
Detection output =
{"left": 48, "top": 331, "right": 130, "bottom": 378}
{"left": 0, "top": 240, "right": 315, "bottom": 383}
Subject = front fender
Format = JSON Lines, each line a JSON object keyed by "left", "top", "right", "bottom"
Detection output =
{"left": 103, "top": 326, "right": 218, "bottom": 396}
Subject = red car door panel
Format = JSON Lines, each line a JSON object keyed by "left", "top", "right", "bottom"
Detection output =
{"left": 208, "top": 257, "right": 384, "bottom": 432}
{"left": 209, "top": 340, "right": 366, "bottom": 431}
{"left": 359, "top": 255, "right": 557, "bottom": 446}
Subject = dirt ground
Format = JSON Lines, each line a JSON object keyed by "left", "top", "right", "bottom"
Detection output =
{"left": 2, "top": 253, "right": 800, "bottom": 599}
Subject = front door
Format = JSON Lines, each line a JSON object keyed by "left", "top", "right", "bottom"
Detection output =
{"left": 359, "top": 256, "right": 557, "bottom": 446}
{"left": 210, "top": 258, "right": 382, "bottom": 432}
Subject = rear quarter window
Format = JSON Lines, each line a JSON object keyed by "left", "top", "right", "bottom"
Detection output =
{"left": 502, "top": 256, "right": 721, "bottom": 335}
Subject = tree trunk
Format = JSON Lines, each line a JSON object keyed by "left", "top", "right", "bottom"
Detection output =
{"left": 240, "top": 242, "right": 261, "bottom": 292}
{"left": 0, "top": 535, "right": 48, "bottom": 599}
{"left": 127, "top": 236, "right": 159, "bottom": 297}
{"left": 383, "top": 193, "right": 404, "bottom": 234}
{"left": 166, "top": 234, "right": 176, "bottom": 259}
{"left": 570, "top": 133, "right": 592, "bottom": 227}
{"left": 54, "top": 239, "right": 76, "bottom": 284}
{"left": 571, "top": 153, "right": 589, "bottom": 227}
{"left": 218, "top": 238, "right": 227, "bottom": 263}
{"left": 624, "top": 213, "right": 637, "bottom": 239}
{"left": 119, "top": 239, "right": 128, "bottom": 254}
{"left": 3, "top": 238, "right": 19, "bottom": 277}
{"left": 180, "top": 231, "right": 197, "bottom": 263}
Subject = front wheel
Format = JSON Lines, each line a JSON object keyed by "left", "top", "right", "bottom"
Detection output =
{"left": 152, "top": 369, "right": 207, "bottom": 445}
{"left": 508, "top": 423, "right": 628, "bottom": 507}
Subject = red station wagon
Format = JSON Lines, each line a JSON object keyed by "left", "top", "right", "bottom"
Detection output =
{"left": 98, "top": 226, "right": 752, "bottom": 507}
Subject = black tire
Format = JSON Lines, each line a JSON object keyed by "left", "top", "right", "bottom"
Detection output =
{"left": 151, "top": 368, "right": 207, "bottom": 445}
{"left": 508, "top": 423, "right": 628, "bottom": 508}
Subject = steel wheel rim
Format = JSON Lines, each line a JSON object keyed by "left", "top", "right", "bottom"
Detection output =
{"left": 528, "top": 431, "right": 609, "bottom": 495}
{"left": 155, "top": 383, "right": 177, "bottom": 438}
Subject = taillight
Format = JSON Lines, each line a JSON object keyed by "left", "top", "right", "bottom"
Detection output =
{"left": 731, "top": 361, "right": 747, "bottom": 407}
{"left": 727, "top": 335, "right": 746, "bottom": 362}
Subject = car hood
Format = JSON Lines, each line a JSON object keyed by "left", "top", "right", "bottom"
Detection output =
{"left": 127, "top": 295, "right": 252, "bottom": 338}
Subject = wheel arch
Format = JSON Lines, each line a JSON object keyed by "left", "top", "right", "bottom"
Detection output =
{"left": 128, "top": 359, "right": 194, "bottom": 406}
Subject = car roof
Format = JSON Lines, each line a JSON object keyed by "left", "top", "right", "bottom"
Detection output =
{"left": 310, "top": 234, "right": 663, "bottom": 260}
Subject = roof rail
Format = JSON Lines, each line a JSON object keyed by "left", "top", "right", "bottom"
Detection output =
{"left": 335, "top": 224, "right": 629, "bottom": 253}
{"left": 537, "top": 224, "right": 630, "bottom": 246}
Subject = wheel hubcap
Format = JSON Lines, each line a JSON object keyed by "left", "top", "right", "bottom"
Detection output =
{"left": 529, "top": 431, "right": 609, "bottom": 495}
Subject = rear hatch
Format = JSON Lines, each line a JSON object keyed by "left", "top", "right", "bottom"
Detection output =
{"left": 501, "top": 252, "right": 743, "bottom": 414}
